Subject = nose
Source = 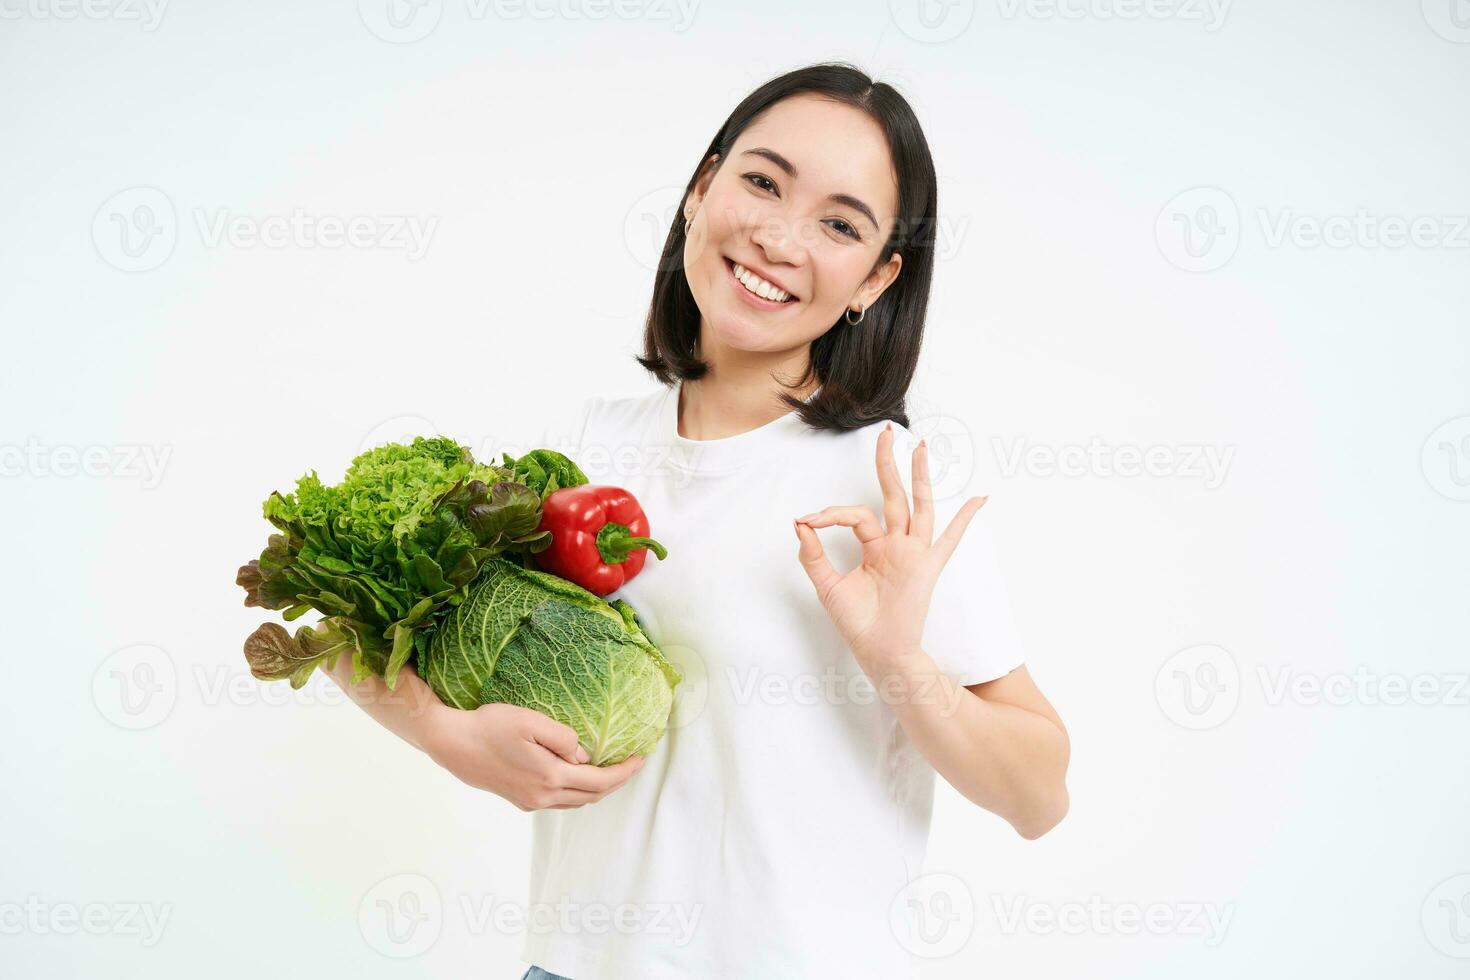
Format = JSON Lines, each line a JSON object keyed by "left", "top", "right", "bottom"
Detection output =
{"left": 748, "top": 210, "right": 808, "bottom": 270}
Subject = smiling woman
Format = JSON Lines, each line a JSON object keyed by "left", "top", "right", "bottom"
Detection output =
{"left": 503, "top": 62, "right": 1067, "bottom": 980}
{"left": 308, "top": 60, "right": 1066, "bottom": 980}
{"left": 637, "top": 63, "right": 941, "bottom": 434}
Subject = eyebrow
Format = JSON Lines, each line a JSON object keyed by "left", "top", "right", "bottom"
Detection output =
{"left": 739, "top": 146, "right": 881, "bottom": 232}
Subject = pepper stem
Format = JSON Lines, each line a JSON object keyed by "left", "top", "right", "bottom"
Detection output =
{"left": 595, "top": 521, "right": 668, "bottom": 565}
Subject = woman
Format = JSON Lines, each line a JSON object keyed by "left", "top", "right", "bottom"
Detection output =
{"left": 326, "top": 62, "right": 1069, "bottom": 979}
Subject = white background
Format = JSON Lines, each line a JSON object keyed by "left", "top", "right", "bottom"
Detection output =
{"left": 2, "top": 1, "right": 1468, "bottom": 977}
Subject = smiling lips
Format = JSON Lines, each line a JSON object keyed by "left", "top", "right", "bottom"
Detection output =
{"left": 725, "top": 257, "right": 798, "bottom": 308}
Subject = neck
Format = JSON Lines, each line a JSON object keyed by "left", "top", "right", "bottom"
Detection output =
{"left": 678, "top": 331, "right": 818, "bottom": 441}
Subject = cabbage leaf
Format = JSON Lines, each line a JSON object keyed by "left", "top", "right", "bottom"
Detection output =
{"left": 421, "top": 557, "right": 681, "bottom": 765}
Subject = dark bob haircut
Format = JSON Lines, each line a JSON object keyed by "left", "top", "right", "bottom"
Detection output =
{"left": 634, "top": 61, "right": 939, "bottom": 432}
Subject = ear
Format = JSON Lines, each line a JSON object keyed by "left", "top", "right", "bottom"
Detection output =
{"left": 855, "top": 250, "right": 903, "bottom": 309}
{"left": 687, "top": 152, "right": 722, "bottom": 214}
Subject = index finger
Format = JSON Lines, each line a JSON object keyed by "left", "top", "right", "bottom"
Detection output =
{"left": 555, "top": 754, "right": 646, "bottom": 793}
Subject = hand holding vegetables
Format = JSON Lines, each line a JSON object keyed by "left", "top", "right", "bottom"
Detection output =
{"left": 236, "top": 436, "right": 679, "bottom": 767}
{"left": 425, "top": 701, "right": 648, "bottom": 811}
{"left": 419, "top": 556, "right": 679, "bottom": 764}
{"left": 312, "top": 645, "right": 647, "bottom": 811}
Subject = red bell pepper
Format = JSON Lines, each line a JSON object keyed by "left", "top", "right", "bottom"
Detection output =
{"left": 532, "top": 485, "right": 668, "bottom": 596}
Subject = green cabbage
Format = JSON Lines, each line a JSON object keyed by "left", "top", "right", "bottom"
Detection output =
{"left": 420, "top": 557, "right": 681, "bottom": 765}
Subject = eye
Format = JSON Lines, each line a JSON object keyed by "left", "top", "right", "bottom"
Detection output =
{"left": 743, "top": 173, "right": 777, "bottom": 194}
{"left": 741, "top": 173, "right": 863, "bottom": 242}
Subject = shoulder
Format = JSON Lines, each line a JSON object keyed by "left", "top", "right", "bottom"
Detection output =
{"left": 805, "top": 414, "right": 922, "bottom": 459}
{"left": 803, "top": 406, "right": 987, "bottom": 505}
{"left": 784, "top": 414, "right": 922, "bottom": 504}
{"left": 583, "top": 387, "right": 665, "bottom": 424}
{"left": 536, "top": 387, "right": 667, "bottom": 452}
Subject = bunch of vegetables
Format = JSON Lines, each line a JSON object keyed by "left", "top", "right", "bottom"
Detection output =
{"left": 236, "top": 436, "right": 676, "bottom": 765}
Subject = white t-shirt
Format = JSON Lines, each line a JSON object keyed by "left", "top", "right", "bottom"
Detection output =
{"left": 515, "top": 381, "right": 1025, "bottom": 980}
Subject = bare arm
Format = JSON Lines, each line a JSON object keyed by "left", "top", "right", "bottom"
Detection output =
{"left": 793, "top": 425, "right": 1069, "bottom": 839}
{"left": 881, "top": 658, "right": 1070, "bottom": 839}
{"left": 319, "top": 654, "right": 646, "bottom": 811}
{"left": 318, "top": 650, "right": 447, "bottom": 755}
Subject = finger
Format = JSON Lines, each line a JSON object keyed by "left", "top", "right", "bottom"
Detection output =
{"left": 875, "top": 422, "right": 909, "bottom": 535}
{"left": 556, "top": 754, "right": 645, "bottom": 792}
{"left": 793, "top": 519, "right": 841, "bottom": 600}
{"left": 545, "top": 788, "right": 607, "bottom": 808}
{"left": 933, "top": 495, "right": 988, "bottom": 566}
{"left": 911, "top": 437, "right": 934, "bottom": 544}
{"left": 797, "top": 505, "right": 884, "bottom": 544}
{"left": 522, "top": 711, "right": 590, "bottom": 765}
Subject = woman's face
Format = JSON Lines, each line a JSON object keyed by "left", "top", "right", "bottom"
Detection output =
{"left": 682, "top": 93, "right": 903, "bottom": 360}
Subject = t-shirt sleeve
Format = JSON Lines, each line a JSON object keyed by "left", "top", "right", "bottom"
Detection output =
{"left": 891, "top": 424, "right": 1026, "bottom": 687}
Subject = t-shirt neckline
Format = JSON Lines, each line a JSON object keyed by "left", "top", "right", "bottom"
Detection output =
{"left": 662, "top": 380, "right": 818, "bottom": 473}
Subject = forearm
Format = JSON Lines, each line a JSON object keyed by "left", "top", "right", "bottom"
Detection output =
{"left": 320, "top": 654, "right": 446, "bottom": 755}
{"left": 874, "top": 651, "right": 1069, "bottom": 838}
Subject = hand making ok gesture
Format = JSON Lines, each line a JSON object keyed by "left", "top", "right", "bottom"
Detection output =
{"left": 792, "top": 422, "right": 988, "bottom": 674}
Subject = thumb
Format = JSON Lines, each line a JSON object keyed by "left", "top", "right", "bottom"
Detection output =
{"left": 524, "top": 710, "right": 590, "bottom": 764}
{"left": 794, "top": 519, "right": 840, "bottom": 602}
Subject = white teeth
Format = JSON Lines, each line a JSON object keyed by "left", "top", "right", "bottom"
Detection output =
{"left": 733, "top": 262, "right": 790, "bottom": 302}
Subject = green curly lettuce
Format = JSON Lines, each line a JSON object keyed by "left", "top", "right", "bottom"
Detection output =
{"left": 236, "top": 436, "right": 556, "bottom": 689}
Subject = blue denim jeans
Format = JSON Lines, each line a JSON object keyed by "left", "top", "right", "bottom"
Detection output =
{"left": 520, "top": 968, "right": 571, "bottom": 980}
